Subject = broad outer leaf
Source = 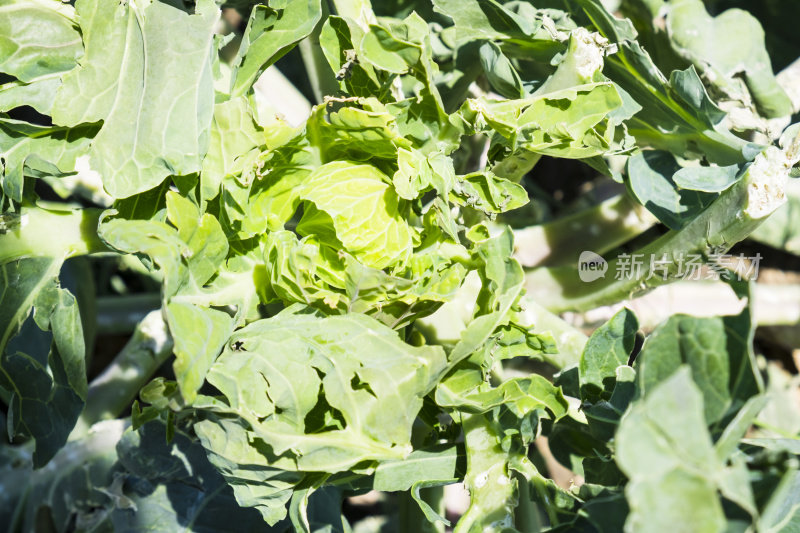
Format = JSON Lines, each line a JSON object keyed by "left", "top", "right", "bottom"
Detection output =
{"left": 666, "top": 0, "right": 792, "bottom": 118}
{"left": 0, "top": 0, "right": 82, "bottom": 115}
{"left": 114, "top": 420, "right": 273, "bottom": 532}
{"left": 432, "top": 0, "right": 536, "bottom": 42}
{"left": 0, "top": 420, "right": 126, "bottom": 531}
{"left": 203, "top": 310, "right": 447, "bottom": 472}
{"left": 53, "top": 0, "right": 219, "bottom": 198}
{"left": 195, "top": 415, "right": 305, "bottom": 526}
{"left": 0, "top": 0, "right": 82, "bottom": 83}
{"left": 0, "top": 77, "right": 62, "bottom": 116}
{"left": 616, "top": 368, "right": 725, "bottom": 533}
{"left": 374, "top": 444, "right": 460, "bottom": 492}
{"left": 636, "top": 298, "right": 761, "bottom": 425}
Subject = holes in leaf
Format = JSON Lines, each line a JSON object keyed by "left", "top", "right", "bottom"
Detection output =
{"left": 350, "top": 374, "right": 377, "bottom": 398}
{"left": 304, "top": 391, "right": 346, "bottom": 433}
{"left": 6, "top": 105, "right": 52, "bottom": 127}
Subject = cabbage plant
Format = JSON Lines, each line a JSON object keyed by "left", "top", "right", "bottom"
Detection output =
{"left": 1, "top": 0, "right": 799, "bottom": 531}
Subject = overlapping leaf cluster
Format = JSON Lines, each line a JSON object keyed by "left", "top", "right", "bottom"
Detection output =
{"left": 1, "top": 0, "right": 800, "bottom": 531}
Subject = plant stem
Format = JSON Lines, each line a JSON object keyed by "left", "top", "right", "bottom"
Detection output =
{"left": 298, "top": 2, "right": 337, "bottom": 104}
{"left": 558, "top": 279, "right": 800, "bottom": 331}
{"left": 253, "top": 66, "right": 312, "bottom": 127}
{"left": 0, "top": 206, "right": 108, "bottom": 264}
{"left": 455, "top": 412, "right": 517, "bottom": 533}
{"left": 513, "top": 194, "right": 658, "bottom": 268}
{"left": 71, "top": 310, "right": 172, "bottom": 438}
{"left": 525, "top": 159, "right": 785, "bottom": 312}
{"left": 95, "top": 294, "right": 161, "bottom": 335}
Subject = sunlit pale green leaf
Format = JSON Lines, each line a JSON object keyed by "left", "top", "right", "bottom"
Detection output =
{"left": 166, "top": 302, "right": 232, "bottom": 405}
{"left": 452, "top": 171, "right": 529, "bottom": 215}
{"left": 665, "top": 0, "right": 792, "bottom": 119}
{"left": 201, "top": 97, "right": 266, "bottom": 202}
{"left": 436, "top": 367, "right": 568, "bottom": 420}
{"left": 297, "top": 161, "right": 414, "bottom": 270}
{"left": 431, "top": 0, "right": 536, "bottom": 42}
{"left": 374, "top": 444, "right": 461, "bottom": 495}
{"left": 448, "top": 228, "right": 524, "bottom": 366}
{"left": 0, "top": 0, "right": 81, "bottom": 83}
{"left": 0, "top": 77, "right": 61, "bottom": 115}
{"left": 52, "top": 0, "right": 219, "bottom": 198}
{"left": 319, "top": 16, "right": 382, "bottom": 98}
{"left": 231, "top": 0, "right": 322, "bottom": 97}
{"left": 616, "top": 368, "right": 740, "bottom": 533}
{"left": 201, "top": 309, "right": 447, "bottom": 473}
{"left": 460, "top": 82, "right": 623, "bottom": 160}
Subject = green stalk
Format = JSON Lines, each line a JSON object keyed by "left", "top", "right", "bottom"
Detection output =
{"left": 525, "top": 152, "right": 788, "bottom": 312}
{"left": 95, "top": 294, "right": 161, "bottom": 335}
{"left": 255, "top": 66, "right": 312, "bottom": 127}
{"left": 298, "top": 2, "right": 337, "bottom": 104}
{"left": 604, "top": 53, "right": 748, "bottom": 165}
{"left": 514, "top": 194, "right": 657, "bottom": 268}
{"left": 0, "top": 206, "right": 108, "bottom": 263}
{"left": 456, "top": 412, "right": 518, "bottom": 533}
{"left": 71, "top": 310, "right": 173, "bottom": 438}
